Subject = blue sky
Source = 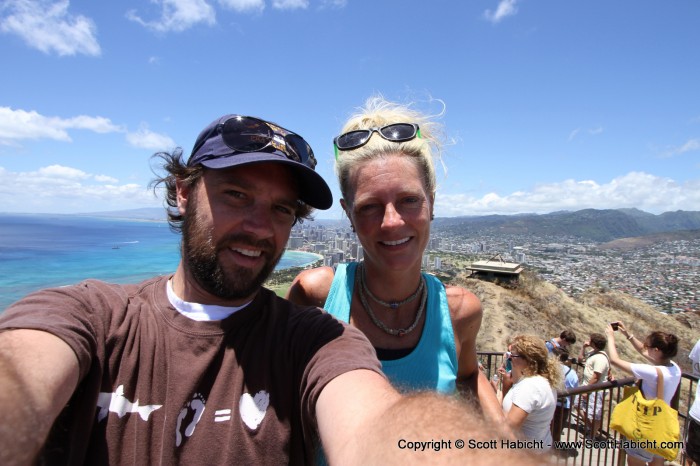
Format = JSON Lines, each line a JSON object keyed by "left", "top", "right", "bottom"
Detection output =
{"left": 0, "top": 0, "right": 698, "bottom": 219}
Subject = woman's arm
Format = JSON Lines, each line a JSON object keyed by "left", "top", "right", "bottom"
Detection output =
{"left": 505, "top": 404, "right": 529, "bottom": 432}
{"left": 284, "top": 266, "right": 334, "bottom": 307}
{"left": 617, "top": 321, "right": 653, "bottom": 362}
{"left": 605, "top": 323, "right": 634, "bottom": 373}
{"left": 447, "top": 286, "right": 504, "bottom": 421}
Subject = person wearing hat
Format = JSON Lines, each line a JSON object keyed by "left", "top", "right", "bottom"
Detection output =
{"left": 0, "top": 114, "right": 542, "bottom": 466}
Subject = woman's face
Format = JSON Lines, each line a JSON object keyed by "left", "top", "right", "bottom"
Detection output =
{"left": 341, "top": 154, "right": 433, "bottom": 273}
{"left": 509, "top": 350, "right": 528, "bottom": 380}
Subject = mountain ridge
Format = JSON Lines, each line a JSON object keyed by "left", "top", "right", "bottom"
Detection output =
{"left": 433, "top": 208, "right": 700, "bottom": 242}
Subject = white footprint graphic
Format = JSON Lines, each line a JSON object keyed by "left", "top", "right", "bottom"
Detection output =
{"left": 175, "top": 393, "right": 206, "bottom": 447}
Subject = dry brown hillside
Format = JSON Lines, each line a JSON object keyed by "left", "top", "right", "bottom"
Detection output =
{"left": 454, "top": 271, "right": 700, "bottom": 372}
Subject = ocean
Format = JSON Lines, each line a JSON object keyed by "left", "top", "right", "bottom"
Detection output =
{"left": 0, "top": 214, "right": 322, "bottom": 312}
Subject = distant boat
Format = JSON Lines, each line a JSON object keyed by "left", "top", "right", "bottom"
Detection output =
{"left": 112, "top": 246, "right": 120, "bottom": 250}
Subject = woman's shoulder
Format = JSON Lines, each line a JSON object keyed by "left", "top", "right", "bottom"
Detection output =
{"left": 285, "top": 266, "right": 335, "bottom": 308}
{"left": 445, "top": 285, "right": 482, "bottom": 320}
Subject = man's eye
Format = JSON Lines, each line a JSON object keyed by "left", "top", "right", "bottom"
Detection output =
{"left": 226, "top": 190, "right": 246, "bottom": 199}
{"left": 275, "top": 205, "right": 295, "bottom": 217}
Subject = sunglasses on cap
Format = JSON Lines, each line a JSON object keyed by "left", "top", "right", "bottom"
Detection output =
{"left": 189, "top": 115, "right": 317, "bottom": 169}
{"left": 333, "top": 123, "right": 421, "bottom": 158}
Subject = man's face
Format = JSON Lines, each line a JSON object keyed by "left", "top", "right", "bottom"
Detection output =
{"left": 178, "top": 162, "right": 299, "bottom": 305}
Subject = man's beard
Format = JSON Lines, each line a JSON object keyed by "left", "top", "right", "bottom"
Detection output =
{"left": 181, "top": 206, "right": 283, "bottom": 301}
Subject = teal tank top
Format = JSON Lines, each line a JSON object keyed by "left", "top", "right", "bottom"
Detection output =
{"left": 324, "top": 262, "right": 457, "bottom": 393}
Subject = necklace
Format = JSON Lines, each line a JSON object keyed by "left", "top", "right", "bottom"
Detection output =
{"left": 356, "top": 264, "right": 427, "bottom": 337}
{"left": 359, "top": 263, "right": 424, "bottom": 309}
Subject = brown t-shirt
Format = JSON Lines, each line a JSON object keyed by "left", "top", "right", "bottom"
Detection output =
{"left": 0, "top": 276, "right": 382, "bottom": 465}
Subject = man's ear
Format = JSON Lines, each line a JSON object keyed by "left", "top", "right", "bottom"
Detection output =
{"left": 176, "top": 179, "right": 192, "bottom": 216}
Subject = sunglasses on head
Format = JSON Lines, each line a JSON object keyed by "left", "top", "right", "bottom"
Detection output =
{"left": 506, "top": 351, "right": 524, "bottom": 359}
{"left": 190, "top": 115, "right": 317, "bottom": 169}
{"left": 333, "top": 123, "right": 421, "bottom": 158}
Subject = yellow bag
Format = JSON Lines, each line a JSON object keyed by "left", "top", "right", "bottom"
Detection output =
{"left": 609, "top": 367, "right": 680, "bottom": 461}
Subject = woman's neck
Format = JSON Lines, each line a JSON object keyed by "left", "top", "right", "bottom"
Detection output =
{"left": 360, "top": 261, "right": 423, "bottom": 302}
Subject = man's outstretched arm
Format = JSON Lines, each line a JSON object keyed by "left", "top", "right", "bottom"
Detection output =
{"left": 316, "top": 369, "right": 539, "bottom": 466}
{"left": 0, "top": 329, "right": 79, "bottom": 466}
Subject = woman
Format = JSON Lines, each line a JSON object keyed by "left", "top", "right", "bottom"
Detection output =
{"left": 286, "top": 96, "right": 502, "bottom": 419}
{"left": 606, "top": 322, "right": 681, "bottom": 466}
{"left": 499, "top": 335, "right": 561, "bottom": 452}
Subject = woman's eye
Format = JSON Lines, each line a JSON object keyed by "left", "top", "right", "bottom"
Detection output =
{"left": 356, "top": 204, "right": 379, "bottom": 215}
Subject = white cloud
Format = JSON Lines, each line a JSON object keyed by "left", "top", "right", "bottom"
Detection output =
{"left": 37, "top": 164, "right": 90, "bottom": 180}
{"left": 484, "top": 0, "right": 518, "bottom": 24}
{"left": 94, "top": 174, "right": 119, "bottom": 183}
{"left": 126, "top": 126, "right": 176, "bottom": 151}
{"left": 435, "top": 172, "right": 700, "bottom": 216}
{"left": 272, "top": 0, "right": 308, "bottom": 9}
{"left": 319, "top": 0, "right": 347, "bottom": 7}
{"left": 218, "top": 0, "right": 265, "bottom": 13}
{"left": 0, "top": 0, "right": 100, "bottom": 56}
{"left": 0, "top": 107, "right": 122, "bottom": 143}
{"left": 126, "top": 0, "right": 216, "bottom": 33}
{"left": 662, "top": 138, "right": 700, "bottom": 158}
{"left": 568, "top": 126, "right": 603, "bottom": 142}
{"left": 679, "top": 138, "right": 700, "bottom": 154}
{"left": 0, "top": 164, "right": 159, "bottom": 213}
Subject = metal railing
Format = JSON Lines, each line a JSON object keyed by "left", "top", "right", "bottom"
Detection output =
{"left": 478, "top": 351, "right": 698, "bottom": 465}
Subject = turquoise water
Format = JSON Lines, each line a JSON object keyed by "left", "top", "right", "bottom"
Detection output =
{"left": 0, "top": 214, "right": 321, "bottom": 312}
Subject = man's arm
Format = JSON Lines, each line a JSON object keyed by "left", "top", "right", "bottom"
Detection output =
{"left": 317, "top": 370, "right": 537, "bottom": 465}
{"left": 316, "top": 369, "right": 401, "bottom": 464}
{"left": 0, "top": 329, "right": 79, "bottom": 465}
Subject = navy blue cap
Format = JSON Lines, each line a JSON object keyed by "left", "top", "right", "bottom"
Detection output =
{"left": 187, "top": 114, "right": 333, "bottom": 210}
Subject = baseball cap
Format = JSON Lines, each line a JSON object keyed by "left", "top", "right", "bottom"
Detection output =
{"left": 187, "top": 114, "right": 333, "bottom": 210}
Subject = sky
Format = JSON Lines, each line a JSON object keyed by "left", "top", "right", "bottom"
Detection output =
{"left": 0, "top": 0, "right": 699, "bottom": 219}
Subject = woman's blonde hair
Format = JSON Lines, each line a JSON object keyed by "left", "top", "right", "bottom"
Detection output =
{"left": 511, "top": 335, "right": 563, "bottom": 389}
{"left": 334, "top": 95, "right": 443, "bottom": 205}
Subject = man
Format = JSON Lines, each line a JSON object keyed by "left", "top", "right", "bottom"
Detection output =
{"left": 0, "top": 114, "right": 533, "bottom": 465}
{"left": 686, "top": 339, "right": 700, "bottom": 465}
{"left": 690, "top": 338, "right": 700, "bottom": 377}
{"left": 545, "top": 330, "right": 577, "bottom": 353}
{"left": 551, "top": 348, "right": 579, "bottom": 446}
{"left": 576, "top": 333, "right": 610, "bottom": 440}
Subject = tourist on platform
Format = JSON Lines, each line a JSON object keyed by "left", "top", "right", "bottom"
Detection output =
{"left": 545, "top": 329, "right": 577, "bottom": 353}
{"left": 686, "top": 340, "right": 700, "bottom": 465}
{"left": 286, "top": 96, "right": 503, "bottom": 421}
{"left": 690, "top": 338, "right": 700, "bottom": 377}
{"left": 606, "top": 322, "right": 681, "bottom": 466}
{"left": 551, "top": 347, "right": 579, "bottom": 442}
{"left": 576, "top": 333, "right": 611, "bottom": 440}
{"left": 499, "top": 335, "right": 561, "bottom": 452}
{"left": 685, "top": 371, "right": 700, "bottom": 465}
